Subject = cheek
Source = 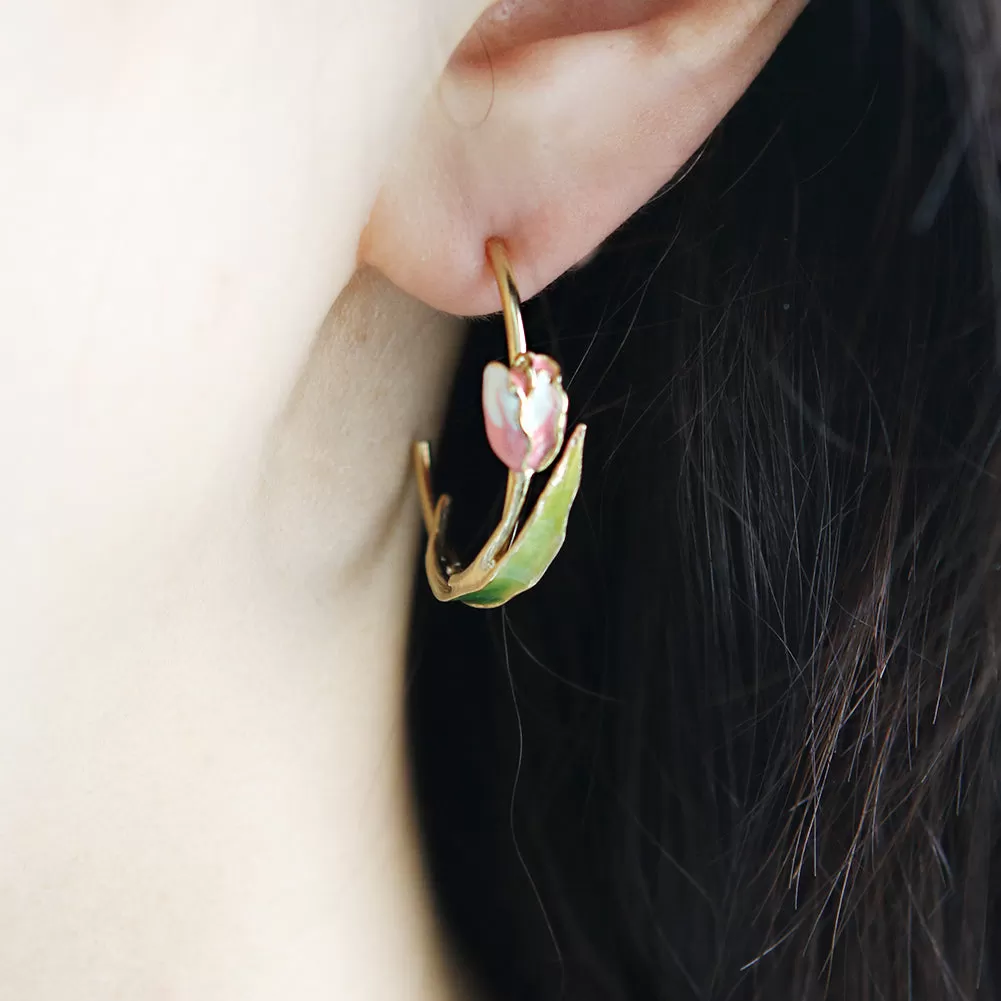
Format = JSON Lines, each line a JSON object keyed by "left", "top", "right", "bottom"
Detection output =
{"left": 0, "top": 0, "right": 479, "bottom": 632}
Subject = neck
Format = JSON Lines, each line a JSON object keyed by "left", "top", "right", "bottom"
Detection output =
{"left": 0, "top": 270, "right": 470, "bottom": 1000}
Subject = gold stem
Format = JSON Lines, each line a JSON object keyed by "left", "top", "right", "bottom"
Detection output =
{"left": 479, "top": 470, "right": 531, "bottom": 568}
{"left": 487, "top": 238, "right": 527, "bottom": 364}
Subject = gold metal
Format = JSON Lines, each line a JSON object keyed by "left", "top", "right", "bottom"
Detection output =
{"left": 414, "top": 238, "right": 531, "bottom": 550}
{"left": 414, "top": 238, "right": 586, "bottom": 607}
{"left": 414, "top": 440, "right": 437, "bottom": 535}
{"left": 487, "top": 239, "right": 528, "bottom": 362}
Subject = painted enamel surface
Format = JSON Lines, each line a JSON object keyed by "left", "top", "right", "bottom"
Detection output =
{"left": 482, "top": 352, "right": 568, "bottom": 473}
{"left": 460, "top": 424, "right": 586, "bottom": 608}
{"left": 482, "top": 361, "right": 527, "bottom": 470}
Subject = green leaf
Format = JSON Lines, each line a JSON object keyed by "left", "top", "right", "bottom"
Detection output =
{"left": 460, "top": 424, "right": 586, "bottom": 608}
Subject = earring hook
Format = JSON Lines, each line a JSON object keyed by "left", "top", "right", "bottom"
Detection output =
{"left": 413, "top": 238, "right": 586, "bottom": 608}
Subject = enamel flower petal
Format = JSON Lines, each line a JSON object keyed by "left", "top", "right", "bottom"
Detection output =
{"left": 482, "top": 352, "right": 569, "bottom": 473}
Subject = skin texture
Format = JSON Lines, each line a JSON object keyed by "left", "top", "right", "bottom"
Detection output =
{"left": 0, "top": 1, "right": 802, "bottom": 997}
{"left": 363, "top": 0, "right": 807, "bottom": 313}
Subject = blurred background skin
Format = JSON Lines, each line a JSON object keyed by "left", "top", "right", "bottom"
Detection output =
{"left": 0, "top": 5, "right": 482, "bottom": 998}
{"left": 0, "top": 1, "right": 801, "bottom": 998}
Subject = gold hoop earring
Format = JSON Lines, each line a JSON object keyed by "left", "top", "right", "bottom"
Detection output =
{"left": 413, "top": 239, "right": 587, "bottom": 608}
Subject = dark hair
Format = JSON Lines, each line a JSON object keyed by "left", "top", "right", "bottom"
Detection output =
{"left": 407, "top": 1, "right": 1001, "bottom": 998}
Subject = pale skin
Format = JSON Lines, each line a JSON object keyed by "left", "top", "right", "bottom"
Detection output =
{"left": 0, "top": 1, "right": 803, "bottom": 998}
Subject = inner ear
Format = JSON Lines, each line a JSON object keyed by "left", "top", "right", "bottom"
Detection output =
{"left": 361, "top": 0, "right": 805, "bottom": 317}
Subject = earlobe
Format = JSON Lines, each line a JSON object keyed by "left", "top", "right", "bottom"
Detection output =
{"left": 360, "top": 0, "right": 805, "bottom": 316}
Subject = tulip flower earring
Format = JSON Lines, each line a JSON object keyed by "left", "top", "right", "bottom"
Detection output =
{"left": 413, "top": 239, "right": 587, "bottom": 608}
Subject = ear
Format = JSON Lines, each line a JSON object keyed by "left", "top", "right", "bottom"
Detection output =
{"left": 360, "top": 0, "right": 805, "bottom": 315}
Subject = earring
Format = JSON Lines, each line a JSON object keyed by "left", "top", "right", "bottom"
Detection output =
{"left": 413, "top": 239, "right": 587, "bottom": 608}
